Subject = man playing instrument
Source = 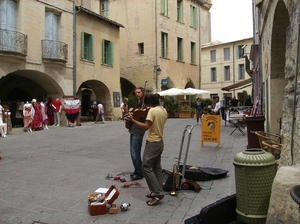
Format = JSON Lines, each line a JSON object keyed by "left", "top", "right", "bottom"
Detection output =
{"left": 126, "top": 93, "right": 167, "bottom": 206}
{"left": 127, "top": 87, "right": 146, "bottom": 181}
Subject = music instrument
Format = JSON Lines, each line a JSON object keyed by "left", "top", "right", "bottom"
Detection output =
{"left": 170, "top": 163, "right": 180, "bottom": 196}
{"left": 124, "top": 81, "right": 148, "bottom": 129}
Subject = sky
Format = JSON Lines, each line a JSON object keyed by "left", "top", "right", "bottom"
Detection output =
{"left": 210, "top": 0, "right": 253, "bottom": 43}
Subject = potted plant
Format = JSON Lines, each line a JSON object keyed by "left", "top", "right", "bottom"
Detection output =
{"left": 202, "top": 98, "right": 213, "bottom": 114}
{"left": 162, "top": 97, "right": 179, "bottom": 118}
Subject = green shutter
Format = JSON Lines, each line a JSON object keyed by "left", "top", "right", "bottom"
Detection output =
{"left": 90, "top": 35, "right": 94, "bottom": 61}
{"left": 102, "top": 39, "right": 105, "bottom": 63}
{"left": 110, "top": 42, "right": 114, "bottom": 65}
{"left": 81, "top": 32, "right": 85, "bottom": 59}
{"left": 179, "top": 1, "right": 183, "bottom": 22}
{"left": 161, "top": 0, "right": 164, "bottom": 14}
{"left": 165, "top": 0, "right": 168, "bottom": 16}
{"left": 190, "top": 5, "right": 193, "bottom": 26}
{"left": 194, "top": 7, "right": 198, "bottom": 28}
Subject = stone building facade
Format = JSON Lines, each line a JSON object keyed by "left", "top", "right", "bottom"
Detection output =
{"left": 251, "top": 0, "right": 300, "bottom": 222}
{"left": 252, "top": 0, "right": 300, "bottom": 166}
{"left": 201, "top": 38, "right": 253, "bottom": 103}
{"left": 0, "top": 0, "right": 124, "bottom": 126}
{"left": 97, "top": 0, "right": 212, "bottom": 95}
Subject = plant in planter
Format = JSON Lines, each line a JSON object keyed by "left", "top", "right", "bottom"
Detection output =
{"left": 162, "top": 97, "right": 179, "bottom": 118}
{"left": 202, "top": 98, "right": 213, "bottom": 114}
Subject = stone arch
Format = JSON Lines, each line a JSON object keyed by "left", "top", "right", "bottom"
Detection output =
{"left": 77, "top": 80, "right": 113, "bottom": 120}
{"left": 267, "top": 0, "right": 289, "bottom": 133}
{"left": 184, "top": 78, "right": 195, "bottom": 88}
{"left": 0, "top": 69, "right": 64, "bottom": 127}
{"left": 120, "top": 77, "right": 135, "bottom": 97}
{"left": 0, "top": 69, "right": 63, "bottom": 101}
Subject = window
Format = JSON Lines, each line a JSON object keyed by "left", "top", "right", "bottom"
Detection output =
{"left": 161, "top": 32, "right": 168, "bottom": 58}
{"left": 237, "top": 45, "right": 244, "bottom": 59}
{"left": 100, "top": 0, "right": 108, "bottom": 17}
{"left": 0, "top": 0, "right": 17, "bottom": 50}
{"left": 45, "top": 12, "right": 59, "bottom": 58}
{"left": 102, "top": 39, "right": 114, "bottom": 65}
{"left": 238, "top": 64, "right": 245, "bottom": 80}
{"left": 210, "top": 50, "right": 216, "bottom": 63}
{"left": 81, "top": 32, "right": 94, "bottom": 61}
{"left": 0, "top": 0, "right": 17, "bottom": 30}
{"left": 177, "top": 0, "right": 183, "bottom": 22}
{"left": 211, "top": 67, "right": 217, "bottom": 82}
{"left": 177, "top": 37, "right": 183, "bottom": 61}
{"left": 190, "top": 5, "right": 198, "bottom": 28}
{"left": 224, "top": 47, "right": 230, "bottom": 61}
{"left": 191, "top": 42, "right": 196, "bottom": 64}
{"left": 138, "top": 43, "right": 144, "bottom": 55}
{"left": 161, "top": 0, "right": 168, "bottom": 16}
{"left": 224, "top": 66, "right": 230, "bottom": 81}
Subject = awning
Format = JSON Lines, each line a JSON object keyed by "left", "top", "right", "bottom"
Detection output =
{"left": 221, "top": 78, "right": 252, "bottom": 91}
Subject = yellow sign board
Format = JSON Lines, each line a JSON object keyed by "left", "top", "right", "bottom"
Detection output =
{"left": 201, "top": 114, "right": 221, "bottom": 148}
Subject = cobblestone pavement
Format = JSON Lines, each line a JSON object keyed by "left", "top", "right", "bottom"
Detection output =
{"left": 0, "top": 118, "right": 248, "bottom": 224}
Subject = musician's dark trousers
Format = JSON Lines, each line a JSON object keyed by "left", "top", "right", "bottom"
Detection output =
{"left": 221, "top": 107, "right": 226, "bottom": 120}
{"left": 142, "top": 140, "right": 164, "bottom": 195}
{"left": 130, "top": 133, "right": 144, "bottom": 178}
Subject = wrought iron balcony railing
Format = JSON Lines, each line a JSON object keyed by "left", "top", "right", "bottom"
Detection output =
{"left": 42, "top": 39, "right": 68, "bottom": 62}
{"left": 0, "top": 28, "right": 28, "bottom": 55}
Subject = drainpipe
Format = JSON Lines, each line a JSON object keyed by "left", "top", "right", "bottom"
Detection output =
{"left": 155, "top": 0, "right": 158, "bottom": 92}
{"left": 198, "top": 5, "right": 201, "bottom": 89}
{"left": 232, "top": 42, "right": 236, "bottom": 97}
{"left": 290, "top": 3, "right": 300, "bottom": 165}
{"left": 73, "top": 0, "right": 77, "bottom": 95}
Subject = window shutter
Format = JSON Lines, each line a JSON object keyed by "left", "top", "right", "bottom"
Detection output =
{"left": 81, "top": 32, "right": 85, "bottom": 59}
{"left": 102, "top": 39, "right": 105, "bottom": 63}
{"left": 194, "top": 7, "right": 198, "bottom": 28}
{"left": 161, "top": 0, "right": 163, "bottom": 14}
{"left": 165, "top": 0, "right": 168, "bottom": 15}
{"left": 190, "top": 5, "right": 193, "bottom": 26}
{"left": 90, "top": 35, "right": 94, "bottom": 61}
{"left": 110, "top": 42, "right": 114, "bottom": 65}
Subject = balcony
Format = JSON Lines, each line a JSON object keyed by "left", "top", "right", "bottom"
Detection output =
{"left": 0, "top": 29, "right": 28, "bottom": 56}
{"left": 42, "top": 39, "right": 68, "bottom": 63}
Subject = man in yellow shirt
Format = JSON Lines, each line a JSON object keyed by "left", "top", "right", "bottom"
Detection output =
{"left": 126, "top": 93, "right": 167, "bottom": 206}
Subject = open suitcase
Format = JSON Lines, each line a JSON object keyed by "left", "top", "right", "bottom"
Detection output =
{"left": 184, "top": 194, "right": 237, "bottom": 224}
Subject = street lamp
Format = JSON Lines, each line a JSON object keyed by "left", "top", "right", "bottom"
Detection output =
{"left": 154, "top": 65, "right": 162, "bottom": 91}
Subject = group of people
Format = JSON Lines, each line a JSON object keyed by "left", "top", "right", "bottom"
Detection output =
{"left": 194, "top": 95, "right": 253, "bottom": 123}
{"left": 23, "top": 98, "right": 62, "bottom": 132}
{"left": 123, "top": 87, "right": 168, "bottom": 206}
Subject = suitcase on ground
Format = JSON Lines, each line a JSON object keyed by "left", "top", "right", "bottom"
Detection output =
{"left": 162, "top": 169, "right": 182, "bottom": 191}
{"left": 162, "top": 125, "right": 194, "bottom": 193}
{"left": 180, "top": 165, "right": 228, "bottom": 181}
{"left": 184, "top": 194, "right": 237, "bottom": 224}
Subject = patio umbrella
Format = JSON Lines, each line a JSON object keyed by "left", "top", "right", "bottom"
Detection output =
{"left": 182, "top": 88, "right": 210, "bottom": 95}
{"left": 156, "top": 88, "right": 185, "bottom": 96}
{"left": 157, "top": 87, "right": 210, "bottom": 96}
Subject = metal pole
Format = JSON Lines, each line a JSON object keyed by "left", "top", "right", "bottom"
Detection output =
{"left": 155, "top": 0, "right": 158, "bottom": 92}
{"left": 73, "top": 0, "right": 77, "bottom": 95}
